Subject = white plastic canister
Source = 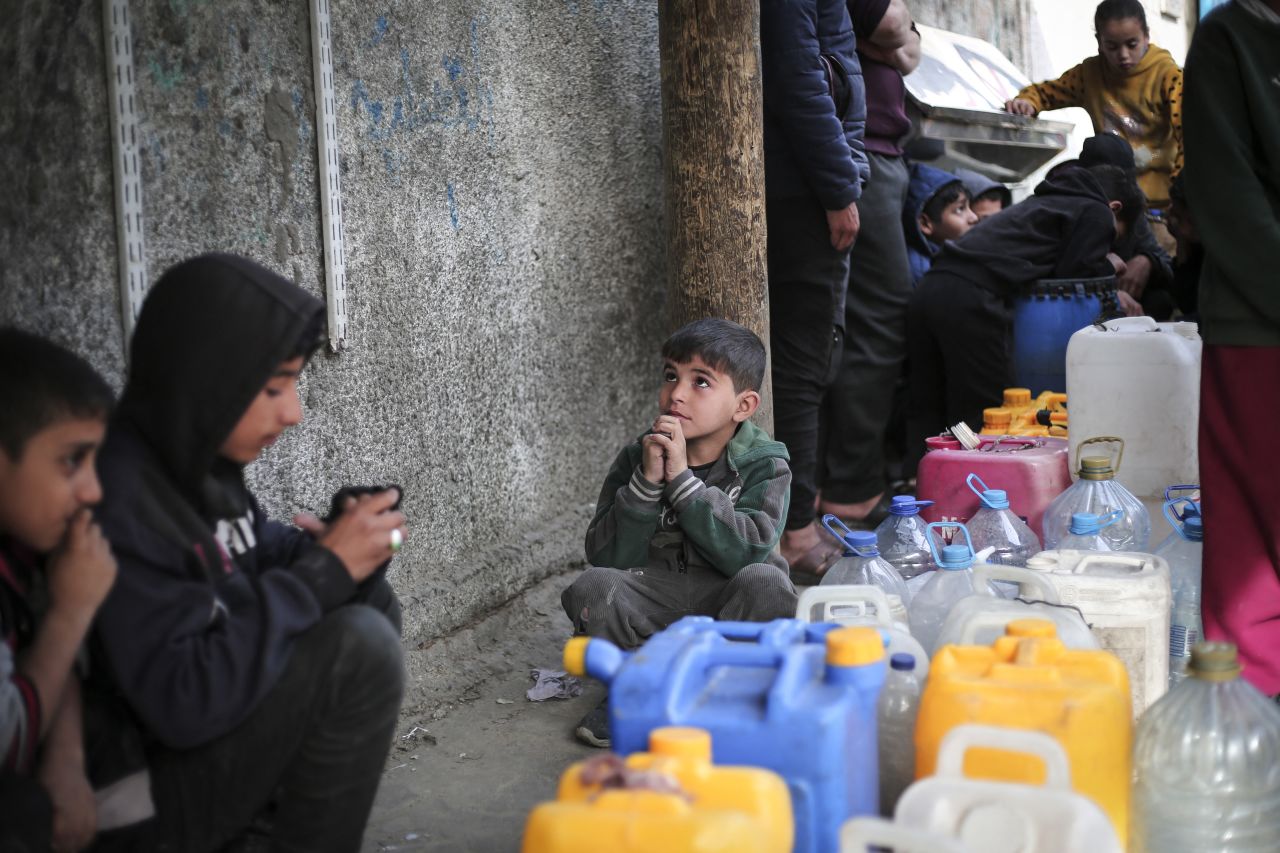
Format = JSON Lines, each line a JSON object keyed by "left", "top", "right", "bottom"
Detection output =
{"left": 796, "top": 585, "right": 929, "bottom": 681}
{"left": 1065, "top": 318, "right": 1201, "bottom": 501}
{"left": 839, "top": 817, "right": 969, "bottom": 853}
{"left": 934, "top": 564, "right": 1099, "bottom": 651}
{"left": 893, "top": 725, "right": 1123, "bottom": 853}
{"left": 1023, "top": 550, "right": 1171, "bottom": 713}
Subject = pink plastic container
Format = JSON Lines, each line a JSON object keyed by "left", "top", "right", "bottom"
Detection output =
{"left": 917, "top": 437, "right": 1071, "bottom": 538}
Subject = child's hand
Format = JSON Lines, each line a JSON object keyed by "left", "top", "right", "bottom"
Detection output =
{"left": 46, "top": 509, "right": 117, "bottom": 619}
{"left": 1004, "top": 98, "right": 1036, "bottom": 116}
{"left": 650, "top": 415, "right": 689, "bottom": 481}
{"left": 640, "top": 434, "right": 666, "bottom": 484}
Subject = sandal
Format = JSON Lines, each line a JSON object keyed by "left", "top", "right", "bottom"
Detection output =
{"left": 786, "top": 539, "right": 845, "bottom": 586}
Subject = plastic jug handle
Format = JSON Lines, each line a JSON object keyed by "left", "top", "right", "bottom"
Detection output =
{"left": 820, "top": 514, "right": 854, "bottom": 549}
{"left": 971, "top": 564, "right": 1061, "bottom": 603}
{"left": 935, "top": 724, "right": 1072, "bottom": 790}
{"left": 1102, "top": 316, "right": 1160, "bottom": 333}
{"left": 1098, "top": 509, "right": 1123, "bottom": 530}
{"left": 1069, "top": 552, "right": 1150, "bottom": 576}
{"left": 966, "top": 473, "right": 992, "bottom": 503}
{"left": 1074, "top": 436, "right": 1125, "bottom": 475}
{"left": 1162, "top": 497, "right": 1199, "bottom": 533}
{"left": 839, "top": 817, "right": 970, "bottom": 853}
{"left": 1163, "top": 484, "right": 1200, "bottom": 504}
{"left": 926, "top": 521, "right": 974, "bottom": 564}
{"left": 795, "top": 585, "right": 894, "bottom": 626}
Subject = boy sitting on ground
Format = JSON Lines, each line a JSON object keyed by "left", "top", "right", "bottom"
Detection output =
{"left": 562, "top": 319, "right": 797, "bottom": 747}
{"left": 0, "top": 329, "right": 123, "bottom": 851}
{"left": 904, "top": 163, "right": 979, "bottom": 284}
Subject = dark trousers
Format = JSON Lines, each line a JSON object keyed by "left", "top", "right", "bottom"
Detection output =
{"left": 148, "top": 580, "right": 404, "bottom": 853}
{"left": 767, "top": 195, "right": 851, "bottom": 529}
{"left": 905, "top": 273, "right": 1015, "bottom": 476}
{"left": 821, "top": 153, "right": 911, "bottom": 503}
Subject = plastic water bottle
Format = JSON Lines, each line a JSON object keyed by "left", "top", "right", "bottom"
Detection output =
{"left": 908, "top": 522, "right": 981, "bottom": 655}
{"left": 1156, "top": 498, "right": 1203, "bottom": 687}
{"left": 873, "top": 497, "right": 938, "bottom": 580}
{"left": 1132, "top": 642, "right": 1280, "bottom": 852}
{"left": 878, "top": 652, "right": 920, "bottom": 816}
{"left": 1042, "top": 438, "right": 1150, "bottom": 551}
{"left": 820, "top": 516, "right": 911, "bottom": 607}
{"left": 1152, "top": 484, "right": 1201, "bottom": 553}
{"left": 1056, "top": 511, "right": 1121, "bottom": 552}
{"left": 964, "top": 473, "right": 1041, "bottom": 567}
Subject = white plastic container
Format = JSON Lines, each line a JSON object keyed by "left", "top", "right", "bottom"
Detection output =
{"left": 1066, "top": 318, "right": 1201, "bottom": 501}
{"left": 820, "top": 517, "right": 912, "bottom": 605}
{"left": 1023, "top": 549, "right": 1171, "bottom": 713}
{"left": 795, "top": 585, "right": 929, "bottom": 681}
{"left": 935, "top": 564, "right": 1099, "bottom": 651}
{"left": 840, "top": 817, "right": 969, "bottom": 853}
{"left": 895, "top": 725, "right": 1123, "bottom": 853}
{"left": 909, "top": 524, "right": 984, "bottom": 656}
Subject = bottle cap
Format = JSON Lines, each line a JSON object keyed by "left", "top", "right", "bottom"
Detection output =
{"left": 1068, "top": 512, "right": 1100, "bottom": 534}
{"left": 981, "top": 489, "right": 1010, "bottom": 510}
{"left": 826, "top": 626, "right": 884, "bottom": 667}
{"left": 984, "top": 408, "right": 1013, "bottom": 428}
{"left": 939, "top": 544, "right": 972, "bottom": 569}
{"left": 847, "top": 530, "right": 879, "bottom": 553}
{"left": 1184, "top": 515, "right": 1204, "bottom": 541}
{"left": 563, "top": 637, "right": 589, "bottom": 676}
{"left": 1003, "top": 388, "right": 1032, "bottom": 407}
{"left": 889, "top": 652, "right": 917, "bottom": 671}
{"left": 1079, "top": 456, "right": 1115, "bottom": 480}
{"left": 1024, "top": 555, "right": 1057, "bottom": 571}
{"left": 1006, "top": 619, "right": 1057, "bottom": 639}
{"left": 1188, "top": 642, "right": 1242, "bottom": 682}
{"left": 649, "top": 727, "right": 711, "bottom": 761}
{"left": 889, "top": 496, "right": 932, "bottom": 516}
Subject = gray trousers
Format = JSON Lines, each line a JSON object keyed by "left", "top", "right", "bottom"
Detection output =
{"left": 561, "top": 563, "right": 798, "bottom": 650}
{"left": 821, "top": 152, "right": 912, "bottom": 503}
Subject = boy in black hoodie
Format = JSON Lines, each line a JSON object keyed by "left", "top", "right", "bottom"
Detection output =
{"left": 905, "top": 165, "right": 1144, "bottom": 460}
{"left": 93, "top": 254, "right": 407, "bottom": 852}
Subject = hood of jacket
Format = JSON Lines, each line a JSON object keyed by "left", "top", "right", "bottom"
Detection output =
{"left": 904, "top": 163, "right": 965, "bottom": 256}
{"left": 725, "top": 419, "right": 790, "bottom": 469}
{"left": 1030, "top": 165, "right": 1112, "bottom": 206}
{"left": 1111, "top": 43, "right": 1178, "bottom": 80}
{"left": 117, "top": 253, "right": 325, "bottom": 517}
{"left": 954, "top": 168, "right": 1012, "bottom": 208}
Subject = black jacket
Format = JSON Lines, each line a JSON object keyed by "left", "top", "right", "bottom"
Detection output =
{"left": 93, "top": 254, "right": 356, "bottom": 750}
{"left": 928, "top": 169, "right": 1118, "bottom": 296}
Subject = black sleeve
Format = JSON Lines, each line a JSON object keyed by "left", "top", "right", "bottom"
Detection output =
{"left": 847, "top": 0, "right": 892, "bottom": 38}
{"left": 1052, "top": 204, "right": 1118, "bottom": 279}
{"left": 1128, "top": 215, "right": 1174, "bottom": 289}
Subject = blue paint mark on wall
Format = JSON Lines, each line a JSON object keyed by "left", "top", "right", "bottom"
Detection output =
{"left": 349, "top": 15, "right": 496, "bottom": 153}
{"left": 195, "top": 86, "right": 210, "bottom": 110}
{"left": 372, "top": 15, "right": 389, "bottom": 46}
{"left": 446, "top": 183, "right": 460, "bottom": 231}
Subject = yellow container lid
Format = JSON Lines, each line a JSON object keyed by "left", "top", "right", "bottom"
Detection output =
{"left": 826, "top": 626, "right": 884, "bottom": 667}
{"left": 650, "top": 728, "right": 712, "bottom": 762}
{"left": 983, "top": 407, "right": 1013, "bottom": 427}
{"left": 1003, "top": 388, "right": 1032, "bottom": 407}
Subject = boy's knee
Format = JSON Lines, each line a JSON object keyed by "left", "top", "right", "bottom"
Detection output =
{"left": 317, "top": 605, "right": 405, "bottom": 698}
{"left": 561, "top": 567, "right": 625, "bottom": 635}
{"left": 732, "top": 563, "right": 793, "bottom": 592}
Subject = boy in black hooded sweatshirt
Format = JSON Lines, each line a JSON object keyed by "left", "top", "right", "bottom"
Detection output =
{"left": 92, "top": 254, "right": 407, "bottom": 852}
{"left": 905, "top": 164, "right": 1144, "bottom": 464}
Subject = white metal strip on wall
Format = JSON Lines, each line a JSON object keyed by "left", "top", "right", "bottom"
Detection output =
{"left": 104, "top": 0, "right": 148, "bottom": 343}
{"left": 310, "top": 0, "right": 348, "bottom": 351}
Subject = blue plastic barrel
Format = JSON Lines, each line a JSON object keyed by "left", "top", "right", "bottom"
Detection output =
{"left": 576, "top": 616, "right": 886, "bottom": 853}
{"left": 1012, "top": 277, "right": 1117, "bottom": 394}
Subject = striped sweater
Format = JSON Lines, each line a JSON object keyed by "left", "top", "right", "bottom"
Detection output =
{"left": 585, "top": 420, "right": 791, "bottom": 578}
{"left": 1, "top": 542, "right": 41, "bottom": 773}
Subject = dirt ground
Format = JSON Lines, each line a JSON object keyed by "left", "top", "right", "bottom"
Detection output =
{"left": 361, "top": 572, "right": 603, "bottom": 853}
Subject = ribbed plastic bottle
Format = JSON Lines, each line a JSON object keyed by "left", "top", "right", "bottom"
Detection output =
{"left": 877, "top": 653, "right": 920, "bottom": 817}
{"left": 908, "top": 523, "right": 981, "bottom": 655}
{"left": 1132, "top": 642, "right": 1280, "bottom": 852}
{"left": 963, "top": 473, "right": 1041, "bottom": 567}
{"left": 873, "top": 497, "right": 937, "bottom": 580}
{"left": 1042, "top": 438, "right": 1150, "bottom": 551}
{"left": 1056, "top": 511, "right": 1121, "bottom": 552}
{"left": 1155, "top": 498, "right": 1203, "bottom": 687}
{"left": 820, "top": 516, "right": 911, "bottom": 607}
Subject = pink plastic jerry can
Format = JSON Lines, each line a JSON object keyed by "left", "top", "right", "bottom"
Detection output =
{"left": 917, "top": 436, "right": 1070, "bottom": 539}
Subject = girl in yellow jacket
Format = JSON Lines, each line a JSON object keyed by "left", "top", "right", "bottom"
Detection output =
{"left": 1005, "top": 0, "right": 1182, "bottom": 215}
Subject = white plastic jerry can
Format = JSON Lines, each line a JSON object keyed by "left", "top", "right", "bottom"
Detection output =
{"left": 895, "top": 725, "right": 1123, "bottom": 853}
{"left": 1023, "top": 550, "right": 1172, "bottom": 714}
{"left": 839, "top": 817, "right": 969, "bottom": 853}
{"left": 795, "top": 584, "right": 930, "bottom": 682}
{"left": 1066, "top": 318, "right": 1201, "bottom": 502}
{"left": 934, "top": 563, "right": 1099, "bottom": 651}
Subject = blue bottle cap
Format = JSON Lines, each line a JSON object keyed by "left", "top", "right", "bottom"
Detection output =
{"left": 982, "top": 489, "right": 1010, "bottom": 510}
{"left": 939, "top": 544, "right": 972, "bottom": 569}
{"left": 846, "top": 530, "right": 879, "bottom": 555}
{"left": 1185, "top": 515, "right": 1204, "bottom": 541}
{"left": 1069, "top": 512, "right": 1100, "bottom": 534}
{"left": 890, "top": 652, "right": 916, "bottom": 671}
{"left": 889, "top": 496, "right": 933, "bottom": 516}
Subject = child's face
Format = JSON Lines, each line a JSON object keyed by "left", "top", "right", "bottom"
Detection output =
{"left": 971, "top": 196, "right": 1005, "bottom": 221}
{"left": 0, "top": 417, "right": 105, "bottom": 553}
{"left": 1097, "top": 18, "right": 1149, "bottom": 73}
{"left": 219, "top": 356, "right": 305, "bottom": 465}
{"left": 659, "top": 356, "right": 754, "bottom": 445}
{"left": 921, "top": 195, "right": 979, "bottom": 244}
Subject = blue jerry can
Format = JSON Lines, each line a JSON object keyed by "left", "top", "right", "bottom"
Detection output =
{"left": 564, "top": 617, "right": 886, "bottom": 853}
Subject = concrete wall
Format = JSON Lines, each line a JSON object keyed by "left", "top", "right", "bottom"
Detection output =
{"left": 913, "top": 0, "right": 1032, "bottom": 72}
{"left": 0, "top": 0, "right": 664, "bottom": 649}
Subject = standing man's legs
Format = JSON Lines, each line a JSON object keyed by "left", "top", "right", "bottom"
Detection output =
{"left": 821, "top": 153, "right": 912, "bottom": 518}
{"left": 767, "top": 195, "right": 851, "bottom": 578}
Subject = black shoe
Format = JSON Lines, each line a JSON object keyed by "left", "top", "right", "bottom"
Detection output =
{"left": 574, "top": 699, "right": 611, "bottom": 748}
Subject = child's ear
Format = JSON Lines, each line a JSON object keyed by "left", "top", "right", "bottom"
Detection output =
{"left": 1107, "top": 200, "right": 1122, "bottom": 213}
{"left": 733, "top": 390, "right": 761, "bottom": 422}
{"left": 918, "top": 214, "right": 934, "bottom": 237}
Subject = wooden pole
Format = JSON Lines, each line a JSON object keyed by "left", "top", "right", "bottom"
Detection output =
{"left": 659, "top": 0, "right": 772, "bottom": 428}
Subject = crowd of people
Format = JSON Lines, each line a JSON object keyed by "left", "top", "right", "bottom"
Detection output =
{"left": 1, "top": 0, "right": 1276, "bottom": 848}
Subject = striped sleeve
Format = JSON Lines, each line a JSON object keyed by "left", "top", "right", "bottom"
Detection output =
{"left": 584, "top": 445, "right": 663, "bottom": 569}
{"left": 1162, "top": 65, "right": 1184, "bottom": 175}
{"left": 1015, "top": 63, "right": 1087, "bottom": 113}
{"left": 1, "top": 643, "right": 42, "bottom": 773}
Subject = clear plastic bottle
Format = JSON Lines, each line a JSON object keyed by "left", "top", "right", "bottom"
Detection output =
{"left": 964, "top": 473, "right": 1041, "bottom": 567}
{"left": 908, "top": 522, "right": 981, "bottom": 655}
{"left": 1042, "top": 438, "right": 1150, "bottom": 551}
{"left": 877, "top": 652, "right": 920, "bottom": 816}
{"left": 1132, "top": 642, "right": 1280, "bottom": 852}
{"left": 1155, "top": 498, "right": 1203, "bottom": 687}
{"left": 1056, "top": 511, "right": 1120, "bottom": 552}
{"left": 873, "top": 496, "right": 938, "bottom": 580}
{"left": 820, "top": 516, "right": 911, "bottom": 607}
